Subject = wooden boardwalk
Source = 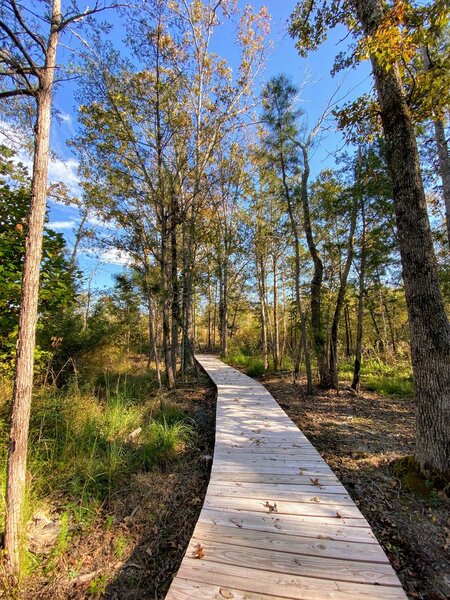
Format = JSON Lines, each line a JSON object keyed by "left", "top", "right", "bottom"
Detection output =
{"left": 165, "top": 355, "right": 407, "bottom": 600}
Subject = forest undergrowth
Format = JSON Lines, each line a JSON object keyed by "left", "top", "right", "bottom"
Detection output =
{"left": 0, "top": 351, "right": 215, "bottom": 599}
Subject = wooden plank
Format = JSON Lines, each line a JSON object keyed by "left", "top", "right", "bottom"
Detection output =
{"left": 167, "top": 578, "right": 287, "bottom": 600}
{"left": 206, "top": 483, "right": 351, "bottom": 502}
{"left": 192, "top": 522, "right": 390, "bottom": 563}
{"left": 183, "top": 540, "right": 401, "bottom": 586}
{"left": 209, "top": 472, "right": 339, "bottom": 484}
{"left": 198, "top": 509, "right": 377, "bottom": 542}
{"left": 199, "top": 505, "right": 370, "bottom": 528}
{"left": 174, "top": 562, "right": 408, "bottom": 600}
{"left": 212, "top": 465, "right": 335, "bottom": 475}
{"left": 203, "top": 495, "right": 364, "bottom": 519}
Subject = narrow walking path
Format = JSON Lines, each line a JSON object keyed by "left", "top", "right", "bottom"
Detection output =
{"left": 165, "top": 355, "right": 407, "bottom": 599}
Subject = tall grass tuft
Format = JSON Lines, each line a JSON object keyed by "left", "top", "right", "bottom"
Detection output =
{"left": 142, "top": 417, "right": 195, "bottom": 465}
{"left": 0, "top": 375, "right": 196, "bottom": 539}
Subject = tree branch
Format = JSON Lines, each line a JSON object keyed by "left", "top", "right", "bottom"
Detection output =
{"left": 0, "top": 87, "right": 36, "bottom": 98}
{"left": 9, "top": 0, "right": 47, "bottom": 53}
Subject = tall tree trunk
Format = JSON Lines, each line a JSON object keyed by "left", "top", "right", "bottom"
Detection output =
{"left": 170, "top": 191, "right": 179, "bottom": 382}
{"left": 69, "top": 207, "right": 88, "bottom": 268}
{"left": 344, "top": 303, "right": 352, "bottom": 357}
{"left": 147, "top": 288, "right": 161, "bottom": 389}
{"left": 300, "top": 144, "right": 330, "bottom": 388}
{"left": 5, "top": 0, "right": 61, "bottom": 574}
{"left": 272, "top": 253, "right": 280, "bottom": 370}
{"left": 355, "top": 0, "right": 450, "bottom": 476}
{"left": 329, "top": 197, "right": 358, "bottom": 388}
{"left": 207, "top": 273, "right": 212, "bottom": 349}
{"left": 434, "top": 117, "right": 450, "bottom": 246}
{"left": 219, "top": 258, "right": 228, "bottom": 357}
{"left": 280, "top": 146, "right": 313, "bottom": 391}
{"left": 257, "top": 255, "right": 269, "bottom": 371}
{"left": 352, "top": 197, "right": 367, "bottom": 392}
{"left": 161, "top": 215, "right": 174, "bottom": 389}
{"left": 421, "top": 49, "right": 450, "bottom": 246}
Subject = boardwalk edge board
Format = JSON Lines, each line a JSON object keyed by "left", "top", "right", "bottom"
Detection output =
{"left": 165, "top": 355, "right": 407, "bottom": 600}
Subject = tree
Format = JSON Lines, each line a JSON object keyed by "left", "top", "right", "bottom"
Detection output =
{"left": 0, "top": 148, "right": 75, "bottom": 371}
{"left": 0, "top": 0, "right": 118, "bottom": 574}
{"left": 260, "top": 75, "right": 313, "bottom": 392}
{"left": 290, "top": 0, "right": 450, "bottom": 478}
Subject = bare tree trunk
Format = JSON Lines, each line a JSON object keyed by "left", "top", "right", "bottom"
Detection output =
{"left": 212, "top": 281, "right": 217, "bottom": 349}
{"left": 329, "top": 197, "right": 358, "bottom": 388}
{"left": 434, "top": 117, "right": 450, "bottom": 246}
{"left": 279, "top": 146, "right": 313, "bottom": 391}
{"left": 300, "top": 145, "right": 330, "bottom": 388}
{"left": 256, "top": 255, "right": 269, "bottom": 370}
{"left": 5, "top": 0, "right": 61, "bottom": 574}
{"left": 352, "top": 197, "right": 367, "bottom": 392}
{"left": 421, "top": 49, "right": 450, "bottom": 246}
{"left": 147, "top": 291, "right": 161, "bottom": 389}
{"left": 219, "top": 259, "right": 228, "bottom": 357}
{"left": 69, "top": 207, "right": 88, "bottom": 268}
{"left": 272, "top": 253, "right": 280, "bottom": 370}
{"left": 344, "top": 303, "right": 352, "bottom": 357}
{"left": 207, "top": 273, "right": 212, "bottom": 349}
{"left": 161, "top": 215, "right": 174, "bottom": 389}
{"left": 170, "top": 192, "right": 179, "bottom": 382}
{"left": 356, "top": 0, "right": 450, "bottom": 476}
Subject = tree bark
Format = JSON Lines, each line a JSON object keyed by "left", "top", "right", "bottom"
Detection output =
{"left": 170, "top": 191, "right": 179, "bottom": 382}
{"left": 279, "top": 144, "right": 313, "bottom": 391}
{"left": 434, "top": 117, "right": 450, "bottom": 246}
{"left": 161, "top": 214, "right": 174, "bottom": 389}
{"left": 329, "top": 197, "right": 358, "bottom": 388}
{"left": 300, "top": 144, "right": 330, "bottom": 388}
{"left": 344, "top": 303, "right": 352, "bottom": 356}
{"left": 352, "top": 196, "right": 367, "bottom": 392}
{"left": 355, "top": 0, "right": 450, "bottom": 477}
{"left": 5, "top": 0, "right": 61, "bottom": 574}
{"left": 421, "top": 48, "right": 450, "bottom": 247}
{"left": 256, "top": 255, "right": 269, "bottom": 370}
{"left": 272, "top": 253, "right": 280, "bottom": 370}
{"left": 146, "top": 283, "right": 161, "bottom": 388}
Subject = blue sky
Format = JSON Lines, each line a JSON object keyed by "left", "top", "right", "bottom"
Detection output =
{"left": 40, "top": 0, "right": 371, "bottom": 290}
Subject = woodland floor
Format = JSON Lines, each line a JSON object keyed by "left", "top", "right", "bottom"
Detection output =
{"left": 262, "top": 375, "right": 450, "bottom": 600}
{"left": 16, "top": 377, "right": 216, "bottom": 600}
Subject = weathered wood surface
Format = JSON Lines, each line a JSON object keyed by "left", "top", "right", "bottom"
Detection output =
{"left": 165, "top": 355, "right": 407, "bottom": 600}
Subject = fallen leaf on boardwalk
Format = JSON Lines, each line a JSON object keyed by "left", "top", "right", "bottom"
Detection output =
{"left": 336, "top": 511, "right": 343, "bottom": 519}
{"left": 312, "top": 496, "right": 321, "bottom": 502}
{"left": 310, "top": 478, "right": 321, "bottom": 487}
{"left": 317, "top": 534, "right": 332, "bottom": 540}
{"left": 264, "top": 501, "right": 278, "bottom": 513}
{"left": 193, "top": 543, "right": 204, "bottom": 559}
{"left": 219, "top": 588, "right": 234, "bottom": 599}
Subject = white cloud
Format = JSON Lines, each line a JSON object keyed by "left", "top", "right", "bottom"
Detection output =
{"left": 86, "top": 213, "right": 115, "bottom": 229}
{"left": 82, "top": 247, "right": 134, "bottom": 266}
{"left": 0, "top": 119, "right": 81, "bottom": 198}
{"left": 59, "top": 112, "right": 72, "bottom": 126}
{"left": 48, "top": 220, "right": 77, "bottom": 230}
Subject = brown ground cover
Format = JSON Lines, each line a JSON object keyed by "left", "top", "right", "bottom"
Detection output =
{"left": 262, "top": 375, "right": 450, "bottom": 600}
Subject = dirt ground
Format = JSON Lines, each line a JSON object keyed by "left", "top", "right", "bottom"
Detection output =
{"left": 262, "top": 375, "right": 450, "bottom": 600}
{"left": 18, "top": 378, "right": 216, "bottom": 600}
